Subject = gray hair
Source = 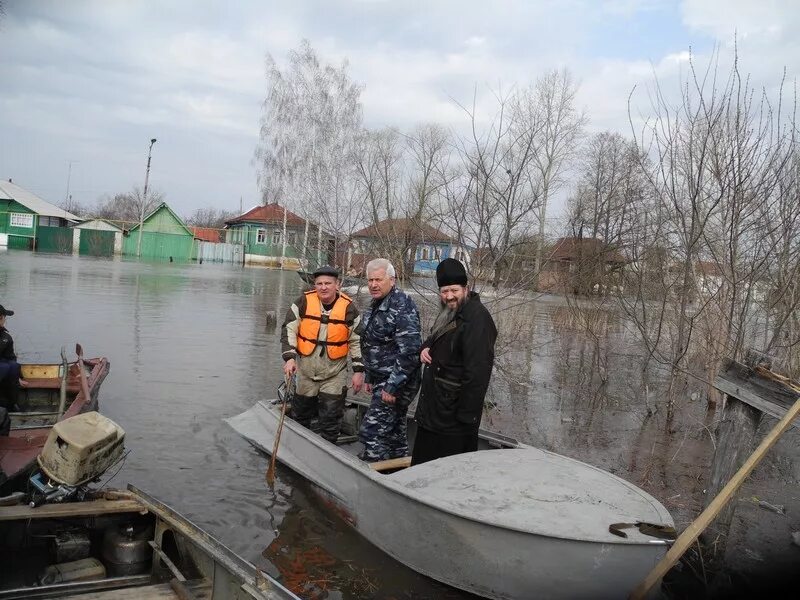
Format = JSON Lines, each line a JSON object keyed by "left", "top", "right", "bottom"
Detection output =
{"left": 366, "top": 258, "right": 396, "bottom": 278}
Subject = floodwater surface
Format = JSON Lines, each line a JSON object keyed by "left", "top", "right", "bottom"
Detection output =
{"left": 1, "top": 251, "right": 798, "bottom": 598}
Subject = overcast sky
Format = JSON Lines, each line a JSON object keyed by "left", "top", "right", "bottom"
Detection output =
{"left": 0, "top": 0, "right": 797, "bottom": 220}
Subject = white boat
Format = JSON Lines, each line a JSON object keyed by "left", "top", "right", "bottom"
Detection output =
{"left": 226, "top": 400, "right": 674, "bottom": 599}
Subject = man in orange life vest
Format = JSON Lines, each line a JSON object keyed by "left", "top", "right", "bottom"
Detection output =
{"left": 281, "top": 266, "right": 364, "bottom": 443}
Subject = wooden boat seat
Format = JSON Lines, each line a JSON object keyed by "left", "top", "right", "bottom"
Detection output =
{"left": 21, "top": 377, "right": 81, "bottom": 393}
{"left": 369, "top": 456, "right": 412, "bottom": 472}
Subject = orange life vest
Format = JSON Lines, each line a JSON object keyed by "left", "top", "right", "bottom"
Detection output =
{"left": 296, "top": 290, "right": 353, "bottom": 360}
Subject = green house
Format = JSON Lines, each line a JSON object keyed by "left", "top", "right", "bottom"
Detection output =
{"left": 224, "top": 203, "right": 332, "bottom": 268}
{"left": 0, "top": 179, "right": 80, "bottom": 251}
{"left": 122, "top": 202, "right": 196, "bottom": 261}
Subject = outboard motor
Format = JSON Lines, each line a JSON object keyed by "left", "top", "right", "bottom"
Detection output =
{"left": 28, "top": 411, "right": 125, "bottom": 507}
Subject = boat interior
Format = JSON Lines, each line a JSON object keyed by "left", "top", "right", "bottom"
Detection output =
{"left": 305, "top": 396, "right": 520, "bottom": 474}
{"left": 10, "top": 363, "right": 89, "bottom": 430}
{"left": 0, "top": 487, "right": 265, "bottom": 600}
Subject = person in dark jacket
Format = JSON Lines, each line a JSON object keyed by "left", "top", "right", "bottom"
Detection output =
{"left": 0, "top": 305, "right": 20, "bottom": 436}
{"left": 411, "top": 259, "right": 497, "bottom": 465}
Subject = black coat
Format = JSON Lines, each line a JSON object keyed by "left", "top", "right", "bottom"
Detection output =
{"left": 0, "top": 327, "right": 15, "bottom": 361}
{"left": 416, "top": 292, "right": 497, "bottom": 435}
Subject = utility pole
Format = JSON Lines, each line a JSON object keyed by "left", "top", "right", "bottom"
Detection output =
{"left": 136, "top": 138, "right": 157, "bottom": 258}
{"left": 64, "top": 160, "right": 77, "bottom": 217}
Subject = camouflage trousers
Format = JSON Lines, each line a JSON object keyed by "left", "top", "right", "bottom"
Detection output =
{"left": 358, "top": 378, "right": 420, "bottom": 461}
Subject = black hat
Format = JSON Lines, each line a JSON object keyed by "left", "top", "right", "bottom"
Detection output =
{"left": 436, "top": 258, "right": 468, "bottom": 288}
{"left": 312, "top": 265, "right": 340, "bottom": 279}
{"left": 0, "top": 305, "right": 14, "bottom": 316}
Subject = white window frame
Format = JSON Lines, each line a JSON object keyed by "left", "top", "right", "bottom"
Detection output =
{"left": 421, "top": 247, "right": 429, "bottom": 260}
{"left": 272, "top": 230, "right": 281, "bottom": 245}
{"left": 256, "top": 228, "right": 266, "bottom": 244}
{"left": 10, "top": 213, "right": 34, "bottom": 228}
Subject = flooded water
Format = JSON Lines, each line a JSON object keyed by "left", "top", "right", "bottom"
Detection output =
{"left": 1, "top": 250, "right": 798, "bottom": 598}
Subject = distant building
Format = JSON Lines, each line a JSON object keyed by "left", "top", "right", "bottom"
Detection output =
{"left": 539, "top": 237, "right": 627, "bottom": 294}
{"left": 0, "top": 179, "right": 80, "bottom": 250}
{"left": 224, "top": 203, "right": 331, "bottom": 268}
{"left": 122, "top": 202, "right": 196, "bottom": 261}
{"left": 190, "top": 226, "right": 223, "bottom": 244}
{"left": 347, "top": 218, "right": 470, "bottom": 277}
{"left": 73, "top": 219, "right": 124, "bottom": 256}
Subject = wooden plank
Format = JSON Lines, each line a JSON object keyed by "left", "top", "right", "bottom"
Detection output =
{"left": 20, "top": 365, "right": 61, "bottom": 379}
{"left": 629, "top": 395, "right": 800, "bottom": 600}
{"left": 369, "top": 456, "right": 412, "bottom": 472}
{"left": 68, "top": 582, "right": 178, "bottom": 599}
{"left": 0, "top": 498, "right": 145, "bottom": 521}
{"left": 714, "top": 358, "right": 799, "bottom": 425}
{"left": 700, "top": 396, "right": 761, "bottom": 566}
{"left": 714, "top": 376, "right": 799, "bottom": 429}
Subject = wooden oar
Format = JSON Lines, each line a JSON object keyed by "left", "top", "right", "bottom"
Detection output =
{"left": 75, "top": 344, "right": 91, "bottom": 411}
{"left": 56, "top": 346, "right": 69, "bottom": 420}
{"left": 629, "top": 394, "right": 800, "bottom": 600}
{"left": 266, "top": 374, "right": 293, "bottom": 486}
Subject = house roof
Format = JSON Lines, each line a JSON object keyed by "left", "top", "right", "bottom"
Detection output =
{"left": 190, "top": 226, "right": 222, "bottom": 243}
{"left": 128, "top": 202, "right": 195, "bottom": 237}
{"left": 225, "top": 203, "right": 307, "bottom": 227}
{"left": 352, "top": 218, "right": 452, "bottom": 243}
{"left": 75, "top": 218, "right": 124, "bottom": 232}
{"left": 696, "top": 260, "right": 724, "bottom": 277}
{"left": 0, "top": 179, "right": 81, "bottom": 221}
{"left": 548, "top": 237, "right": 626, "bottom": 264}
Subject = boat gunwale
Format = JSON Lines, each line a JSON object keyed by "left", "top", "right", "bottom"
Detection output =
{"left": 127, "top": 485, "right": 299, "bottom": 600}
{"left": 236, "top": 400, "right": 673, "bottom": 546}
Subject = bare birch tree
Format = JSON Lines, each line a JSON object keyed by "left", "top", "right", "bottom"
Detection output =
{"left": 521, "top": 69, "right": 587, "bottom": 281}
{"left": 254, "top": 40, "right": 364, "bottom": 266}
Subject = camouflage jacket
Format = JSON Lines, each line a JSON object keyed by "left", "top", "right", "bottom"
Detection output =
{"left": 359, "top": 287, "right": 422, "bottom": 394}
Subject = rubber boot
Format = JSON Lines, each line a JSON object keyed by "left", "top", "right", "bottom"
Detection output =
{"left": 317, "top": 388, "right": 346, "bottom": 444}
{"left": 290, "top": 394, "right": 318, "bottom": 431}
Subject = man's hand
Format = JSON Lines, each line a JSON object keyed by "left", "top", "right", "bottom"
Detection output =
{"left": 283, "top": 359, "right": 297, "bottom": 377}
{"left": 381, "top": 389, "right": 396, "bottom": 405}
{"left": 365, "top": 383, "right": 373, "bottom": 394}
{"left": 351, "top": 372, "right": 365, "bottom": 393}
{"left": 420, "top": 347, "right": 432, "bottom": 364}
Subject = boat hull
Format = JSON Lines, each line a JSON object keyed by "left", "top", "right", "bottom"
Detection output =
{"left": 0, "top": 357, "right": 110, "bottom": 490}
{"left": 227, "top": 401, "right": 672, "bottom": 599}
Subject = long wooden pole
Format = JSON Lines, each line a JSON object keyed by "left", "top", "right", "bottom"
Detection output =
{"left": 629, "top": 395, "right": 800, "bottom": 600}
{"left": 75, "top": 343, "right": 91, "bottom": 410}
{"left": 266, "top": 375, "right": 292, "bottom": 486}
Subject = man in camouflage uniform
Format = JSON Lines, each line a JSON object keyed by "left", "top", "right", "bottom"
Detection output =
{"left": 358, "top": 258, "right": 422, "bottom": 461}
{"left": 281, "top": 266, "right": 364, "bottom": 443}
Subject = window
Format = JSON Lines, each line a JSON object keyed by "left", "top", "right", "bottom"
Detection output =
{"left": 421, "top": 247, "right": 429, "bottom": 260}
{"left": 272, "top": 230, "right": 281, "bottom": 245}
{"left": 287, "top": 231, "right": 297, "bottom": 246}
{"left": 10, "top": 213, "right": 33, "bottom": 228}
{"left": 256, "top": 229, "right": 266, "bottom": 244}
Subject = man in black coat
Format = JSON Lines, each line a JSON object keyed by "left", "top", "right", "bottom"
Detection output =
{"left": 411, "top": 259, "right": 497, "bottom": 465}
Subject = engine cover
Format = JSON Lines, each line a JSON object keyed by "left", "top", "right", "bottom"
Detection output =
{"left": 37, "top": 412, "right": 125, "bottom": 486}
